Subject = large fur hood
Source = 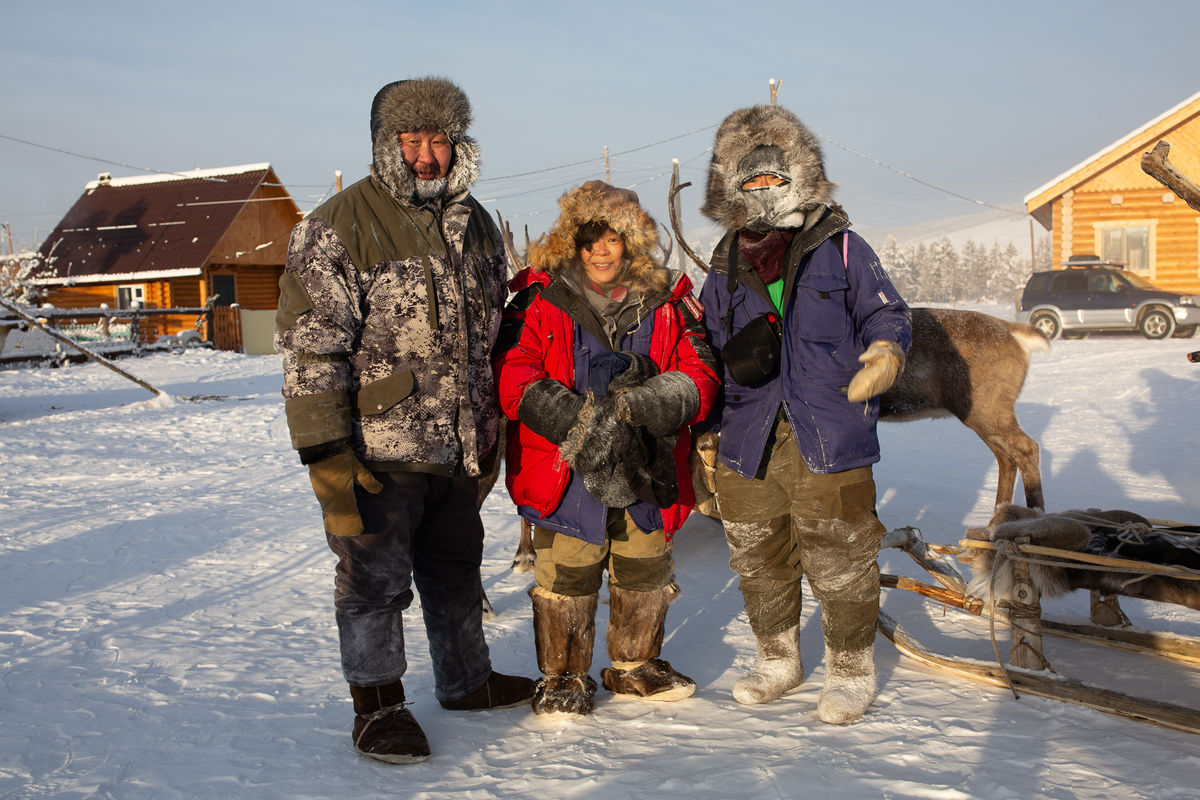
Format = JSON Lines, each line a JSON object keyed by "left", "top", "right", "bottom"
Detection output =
{"left": 368, "top": 77, "right": 482, "bottom": 203}
{"left": 700, "top": 104, "right": 836, "bottom": 232}
{"left": 527, "top": 180, "right": 669, "bottom": 296}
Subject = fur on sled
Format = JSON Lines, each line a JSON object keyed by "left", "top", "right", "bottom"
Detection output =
{"left": 963, "top": 504, "right": 1200, "bottom": 611}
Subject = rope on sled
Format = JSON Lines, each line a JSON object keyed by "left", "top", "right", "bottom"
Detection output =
{"left": 1057, "top": 510, "right": 1200, "bottom": 558}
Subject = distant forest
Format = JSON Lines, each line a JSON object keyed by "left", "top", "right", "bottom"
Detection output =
{"left": 878, "top": 235, "right": 1053, "bottom": 306}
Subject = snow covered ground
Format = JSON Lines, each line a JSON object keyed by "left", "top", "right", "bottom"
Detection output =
{"left": 2, "top": 302, "right": 1198, "bottom": 800}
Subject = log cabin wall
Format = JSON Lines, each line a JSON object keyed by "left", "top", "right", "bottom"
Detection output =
{"left": 1030, "top": 93, "right": 1200, "bottom": 296}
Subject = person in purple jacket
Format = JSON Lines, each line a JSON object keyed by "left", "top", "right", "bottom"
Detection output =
{"left": 697, "top": 104, "right": 912, "bottom": 724}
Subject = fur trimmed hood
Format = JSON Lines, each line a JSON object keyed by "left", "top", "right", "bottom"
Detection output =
{"left": 527, "top": 180, "right": 669, "bottom": 296}
{"left": 368, "top": 77, "right": 481, "bottom": 203}
{"left": 701, "top": 104, "right": 836, "bottom": 232}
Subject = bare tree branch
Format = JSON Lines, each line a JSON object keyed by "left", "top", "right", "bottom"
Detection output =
{"left": 1141, "top": 140, "right": 1200, "bottom": 214}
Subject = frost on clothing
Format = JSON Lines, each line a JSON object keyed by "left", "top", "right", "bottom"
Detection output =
{"left": 699, "top": 217, "right": 912, "bottom": 477}
{"left": 276, "top": 177, "right": 508, "bottom": 476}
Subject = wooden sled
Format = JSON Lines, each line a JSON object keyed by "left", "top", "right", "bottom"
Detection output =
{"left": 878, "top": 525, "right": 1200, "bottom": 735}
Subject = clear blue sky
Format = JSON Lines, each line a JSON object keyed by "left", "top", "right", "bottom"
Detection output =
{"left": 3, "top": 0, "right": 1199, "bottom": 251}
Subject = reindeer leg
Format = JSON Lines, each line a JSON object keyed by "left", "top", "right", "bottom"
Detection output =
{"left": 993, "top": 425, "right": 1044, "bottom": 511}
{"left": 512, "top": 517, "right": 535, "bottom": 573}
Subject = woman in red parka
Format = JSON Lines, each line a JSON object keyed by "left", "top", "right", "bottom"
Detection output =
{"left": 495, "top": 181, "right": 719, "bottom": 717}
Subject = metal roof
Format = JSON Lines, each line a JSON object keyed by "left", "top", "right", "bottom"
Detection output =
{"left": 32, "top": 164, "right": 279, "bottom": 282}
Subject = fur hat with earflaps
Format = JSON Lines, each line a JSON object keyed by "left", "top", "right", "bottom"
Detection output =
{"left": 527, "top": 180, "right": 670, "bottom": 296}
{"left": 701, "top": 104, "right": 837, "bottom": 233}
{"left": 369, "top": 76, "right": 482, "bottom": 202}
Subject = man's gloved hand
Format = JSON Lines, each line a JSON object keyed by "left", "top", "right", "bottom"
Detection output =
{"left": 846, "top": 340, "right": 905, "bottom": 403}
{"left": 307, "top": 450, "right": 384, "bottom": 536}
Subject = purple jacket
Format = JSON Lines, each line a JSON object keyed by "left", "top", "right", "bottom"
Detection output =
{"left": 698, "top": 212, "right": 911, "bottom": 477}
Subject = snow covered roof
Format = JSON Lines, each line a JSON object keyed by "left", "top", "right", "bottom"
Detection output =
{"left": 82, "top": 163, "right": 272, "bottom": 191}
{"left": 1023, "top": 89, "right": 1200, "bottom": 223}
{"left": 31, "top": 163, "right": 297, "bottom": 284}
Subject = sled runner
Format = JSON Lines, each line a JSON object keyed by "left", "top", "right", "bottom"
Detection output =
{"left": 878, "top": 516, "right": 1200, "bottom": 735}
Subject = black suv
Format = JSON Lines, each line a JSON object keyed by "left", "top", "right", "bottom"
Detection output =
{"left": 1017, "top": 255, "right": 1200, "bottom": 340}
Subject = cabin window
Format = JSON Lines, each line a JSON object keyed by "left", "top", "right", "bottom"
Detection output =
{"left": 211, "top": 274, "right": 237, "bottom": 306}
{"left": 117, "top": 284, "right": 145, "bottom": 309}
{"left": 1095, "top": 222, "right": 1152, "bottom": 274}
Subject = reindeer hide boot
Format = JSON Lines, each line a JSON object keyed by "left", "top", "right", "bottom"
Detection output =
{"left": 348, "top": 680, "right": 431, "bottom": 764}
{"left": 817, "top": 645, "right": 877, "bottom": 724}
{"left": 732, "top": 625, "right": 804, "bottom": 705}
{"left": 601, "top": 584, "right": 696, "bottom": 701}
{"left": 530, "top": 586, "right": 599, "bottom": 716}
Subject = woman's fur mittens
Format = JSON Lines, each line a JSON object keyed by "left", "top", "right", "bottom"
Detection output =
{"left": 559, "top": 353, "right": 661, "bottom": 508}
{"left": 617, "top": 372, "right": 700, "bottom": 439}
{"left": 518, "top": 379, "right": 587, "bottom": 446}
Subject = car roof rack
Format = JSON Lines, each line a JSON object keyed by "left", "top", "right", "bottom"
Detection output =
{"left": 1060, "top": 254, "right": 1126, "bottom": 269}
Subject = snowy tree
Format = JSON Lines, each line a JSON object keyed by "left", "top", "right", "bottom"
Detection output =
{"left": 0, "top": 251, "right": 43, "bottom": 306}
{"left": 877, "top": 236, "right": 918, "bottom": 300}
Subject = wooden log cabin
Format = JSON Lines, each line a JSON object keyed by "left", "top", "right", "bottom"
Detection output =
{"left": 27, "top": 163, "right": 302, "bottom": 346}
{"left": 1024, "top": 91, "right": 1200, "bottom": 295}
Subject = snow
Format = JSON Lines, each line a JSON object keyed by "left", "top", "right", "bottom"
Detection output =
{"left": 83, "top": 163, "right": 272, "bottom": 191}
{"left": 2, "top": 302, "right": 1198, "bottom": 800}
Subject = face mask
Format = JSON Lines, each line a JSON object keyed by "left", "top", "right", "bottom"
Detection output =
{"left": 740, "top": 182, "right": 808, "bottom": 232}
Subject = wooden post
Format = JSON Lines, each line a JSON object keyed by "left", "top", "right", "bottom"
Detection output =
{"left": 0, "top": 298, "right": 165, "bottom": 398}
{"left": 769, "top": 78, "right": 781, "bottom": 105}
{"left": 604, "top": 146, "right": 610, "bottom": 183}
{"left": 1003, "top": 537, "right": 1046, "bottom": 670}
{"left": 335, "top": 170, "right": 343, "bottom": 193}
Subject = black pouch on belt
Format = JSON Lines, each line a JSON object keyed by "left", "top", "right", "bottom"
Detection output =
{"left": 722, "top": 311, "right": 782, "bottom": 386}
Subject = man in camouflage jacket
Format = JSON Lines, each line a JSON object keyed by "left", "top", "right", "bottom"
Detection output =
{"left": 275, "top": 77, "right": 534, "bottom": 764}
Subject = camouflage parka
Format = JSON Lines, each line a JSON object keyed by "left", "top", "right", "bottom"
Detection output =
{"left": 274, "top": 79, "right": 508, "bottom": 477}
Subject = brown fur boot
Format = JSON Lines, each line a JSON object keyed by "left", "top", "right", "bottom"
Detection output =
{"left": 601, "top": 584, "right": 696, "bottom": 702}
{"left": 530, "top": 586, "right": 599, "bottom": 716}
{"left": 349, "top": 680, "right": 431, "bottom": 764}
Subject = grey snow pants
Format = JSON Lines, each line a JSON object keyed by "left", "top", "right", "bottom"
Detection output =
{"left": 326, "top": 470, "right": 492, "bottom": 703}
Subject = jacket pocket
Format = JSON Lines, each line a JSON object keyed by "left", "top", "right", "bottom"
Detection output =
{"left": 795, "top": 272, "right": 850, "bottom": 343}
{"left": 353, "top": 368, "right": 415, "bottom": 416}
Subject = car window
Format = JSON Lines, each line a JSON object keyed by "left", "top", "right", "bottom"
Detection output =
{"left": 1120, "top": 272, "right": 1156, "bottom": 289}
{"left": 1052, "top": 273, "right": 1087, "bottom": 293}
{"left": 1026, "top": 274, "right": 1050, "bottom": 293}
{"left": 1087, "top": 273, "right": 1117, "bottom": 292}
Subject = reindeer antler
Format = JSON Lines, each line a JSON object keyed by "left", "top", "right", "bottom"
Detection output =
{"left": 659, "top": 223, "right": 674, "bottom": 268}
{"left": 494, "top": 210, "right": 527, "bottom": 276}
{"left": 668, "top": 160, "right": 711, "bottom": 273}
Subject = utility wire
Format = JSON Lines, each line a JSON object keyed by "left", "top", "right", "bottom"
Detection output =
{"left": 478, "top": 125, "right": 717, "bottom": 183}
{"left": 819, "top": 135, "right": 1025, "bottom": 216}
{"left": 0, "top": 132, "right": 230, "bottom": 182}
{"left": 4, "top": 124, "right": 1022, "bottom": 219}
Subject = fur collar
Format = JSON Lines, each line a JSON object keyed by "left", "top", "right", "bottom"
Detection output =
{"left": 527, "top": 180, "right": 669, "bottom": 296}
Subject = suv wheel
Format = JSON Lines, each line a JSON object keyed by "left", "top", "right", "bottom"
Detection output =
{"left": 1139, "top": 308, "right": 1175, "bottom": 340}
{"left": 1030, "top": 311, "right": 1061, "bottom": 340}
{"left": 1171, "top": 324, "right": 1197, "bottom": 339}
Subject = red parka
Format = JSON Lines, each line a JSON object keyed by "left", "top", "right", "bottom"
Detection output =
{"left": 496, "top": 266, "right": 719, "bottom": 536}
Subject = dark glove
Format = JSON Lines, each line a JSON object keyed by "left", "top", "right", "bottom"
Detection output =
{"left": 617, "top": 371, "right": 700, "bottom": 438}
{"left": 306, "top": 449, "right": 384, "bottom": 536}
{"left": 517, "top": 379, "right": 586, "bottom": 445}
